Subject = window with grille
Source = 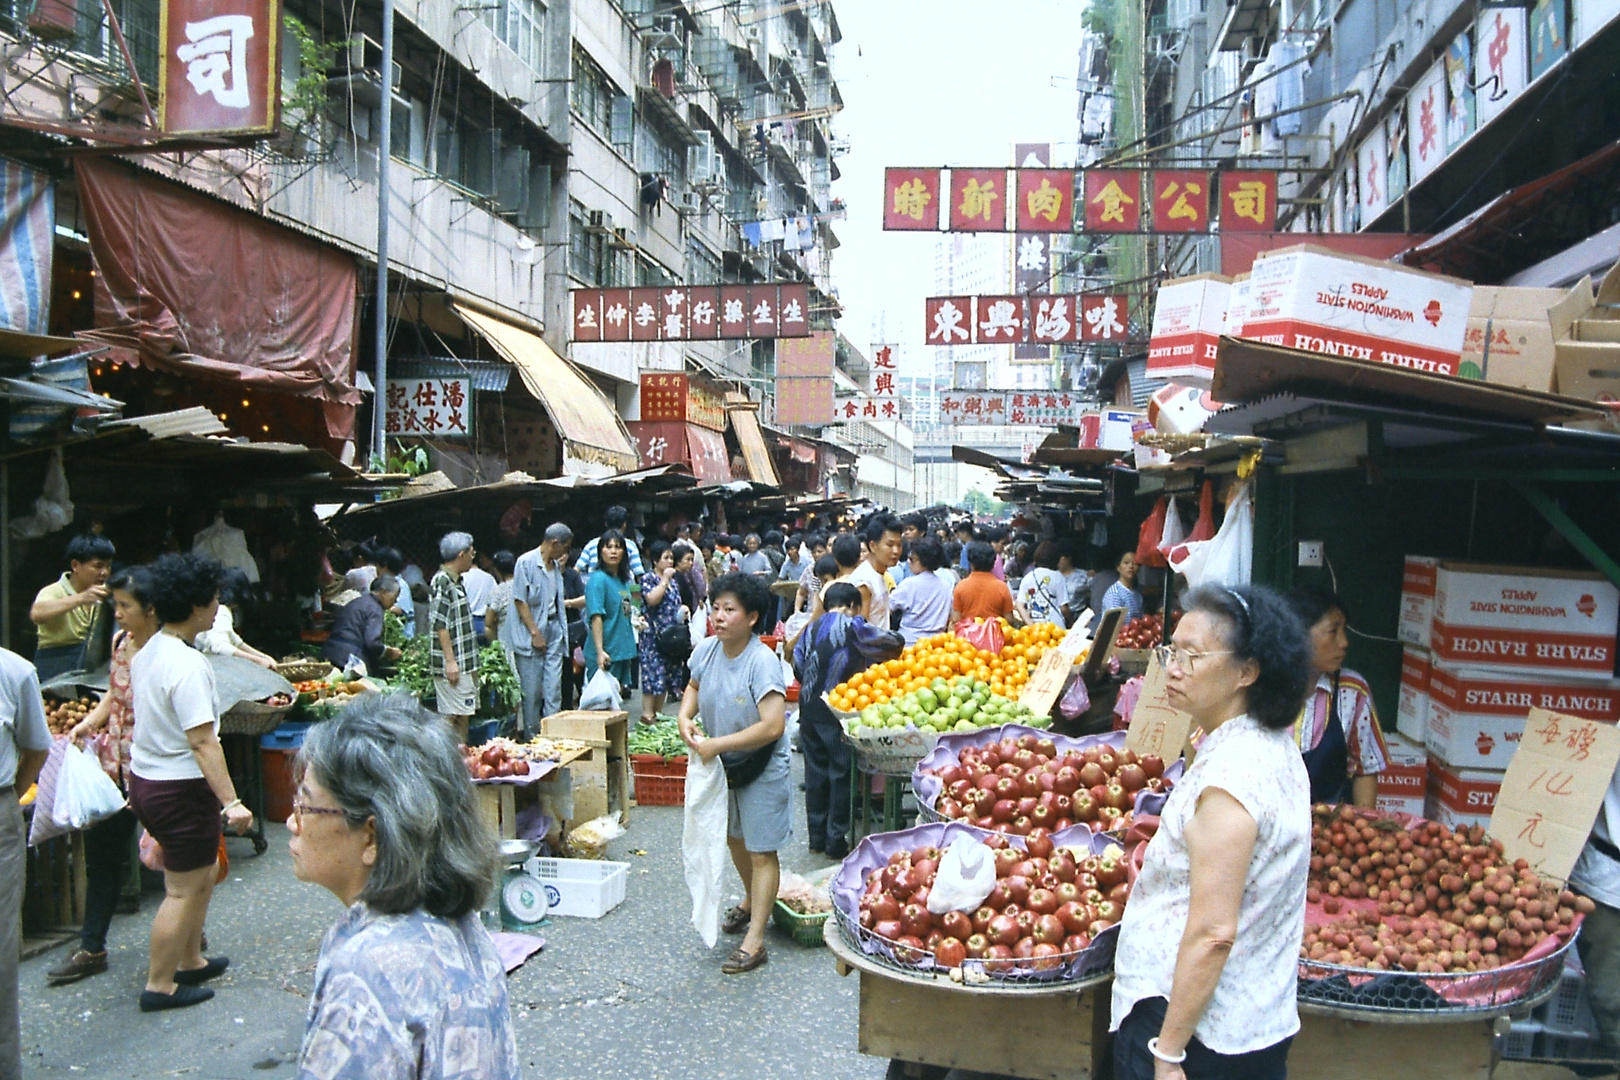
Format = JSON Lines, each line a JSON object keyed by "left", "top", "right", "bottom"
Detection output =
{"left": 485, "top": 0, "right": 544, "bottom": 72}
{"left": 571, "top": 44, "right": 621, "bottom": 139}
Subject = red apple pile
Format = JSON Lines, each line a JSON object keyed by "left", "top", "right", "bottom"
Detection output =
{"left": 1115, "top": 613, "right": 1176, "bottom": 650}
{"left": 462, "top": 742, "right": 531, "bottom": 781}
{"left": 1302, "top": 805, "right": 1592, "bottom": 974}
{"left": 923, "top": 733, "right": 1167, "bottom": 835}
{"left": 855, "top": 833, "right": 1132, "bottom": 975}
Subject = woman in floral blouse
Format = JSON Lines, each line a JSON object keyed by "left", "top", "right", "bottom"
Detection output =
{"left": 48, "top": 567, "right": 159, "bottom": 985}
{"left": 1110, "top": 585, "right": 1314, "bottom": 1080}
{"left": 290, "top": 692, "right": 515, "bottom": 1079}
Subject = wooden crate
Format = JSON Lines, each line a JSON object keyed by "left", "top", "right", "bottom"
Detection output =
{"left": 474, "top": 783, "right": 519, "bottom": 840}
{"left": 1290, "top": 1011, "right": 1495, "bottom": 1079}
{"left": 542, "top": 710, "right": 629, "bottom": 828}
{"left": 22, "top": 829, "right": 86, "bottom": 954}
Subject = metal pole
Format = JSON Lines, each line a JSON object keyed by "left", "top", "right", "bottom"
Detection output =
{"left": 372, "top": 0, "right": 394, "bottom": 468}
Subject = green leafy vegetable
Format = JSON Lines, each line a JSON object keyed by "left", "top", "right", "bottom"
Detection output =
{"left": 627, "top": 717, "right": 701, "bottom": 759}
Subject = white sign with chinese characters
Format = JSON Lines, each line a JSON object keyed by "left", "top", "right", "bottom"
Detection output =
{"left": 870, "top": 345, "right": 897, "bottom": 400}
{"left": 938, "top": 390, "right": 1080, "bottom": 426}
{"left": 384, "top": 378, "right": 472, "bottom": 438}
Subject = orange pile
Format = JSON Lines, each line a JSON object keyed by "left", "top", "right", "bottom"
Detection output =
{"left": 827, "top": 629, "right": 1046, "bottom": 712}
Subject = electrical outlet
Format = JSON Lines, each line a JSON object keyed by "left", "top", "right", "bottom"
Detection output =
{"left": 1298, "top": 541, "right": 1324, "bottom": 568}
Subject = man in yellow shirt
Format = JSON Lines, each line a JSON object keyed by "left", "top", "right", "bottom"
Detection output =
{"left": 30, "top": 533, "right": 116, "bottom": 681}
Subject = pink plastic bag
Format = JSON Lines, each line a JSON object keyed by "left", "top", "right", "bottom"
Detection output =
{"left": 1058, "top": 674, "right": 1092, "bottom": 722}
{"left": 953, "top": 618, "right": 1005, "bottom": 654}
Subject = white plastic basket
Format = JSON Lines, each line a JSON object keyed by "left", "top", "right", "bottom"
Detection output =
{"left": 1499, "top": 1020, "right": 1541, "bottom": 1061}
{"left": 1536, "top": 956, "right": 1597, "bottom": 1034}
{"left": 532, "top": 857, "right": 629, "bottom": 918}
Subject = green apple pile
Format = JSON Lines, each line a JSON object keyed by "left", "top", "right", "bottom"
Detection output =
{"left": 854, "top": 675, "right": 1046, "bottom": 734}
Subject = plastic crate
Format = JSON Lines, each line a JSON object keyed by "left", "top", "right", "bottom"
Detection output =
{"left": 1536, "top": 1031, "right": 1620, "bottom": 1062}
{"left": 260, "top": 721, "right": 314, "bottom": 750}
{"left": 467, "top": 719, "right": 500, "bottom": 746}
{"left": 631, "top": 755, "right": 687, "bottom": 806}
{"left": 532, "top": 857, "right": 629, "bottom": 918}
{"left": 1537, "top": 959, "right": 1598, "bottom": 1034}
{"left": 772, "top": 899, "right": 830, "bottom": 947}
{"left": 1499, "top": 1020, "right": 1542, "bottom": 1061}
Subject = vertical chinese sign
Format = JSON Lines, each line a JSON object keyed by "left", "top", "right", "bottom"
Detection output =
{"left": 1012, "top": 144, "right": 1057, "bottom": 363}
{"left": 868, "top": 345, "right": 899, "bottom": 421}
{"left": 160, "top": 0, "right": 281, "bottom": 135}
{"left": 1217, "top": 172, "right": 1276, "bottom": 231}
{"left": 385, "top": 378, "right": 471, "bottom": 438}
{"left": 775, "top": 331, "right": 836, "bottom": 425}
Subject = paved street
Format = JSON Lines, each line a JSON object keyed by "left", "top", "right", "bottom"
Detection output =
{"left": 17, "top": 752, "right": 887, "bottom": 1080}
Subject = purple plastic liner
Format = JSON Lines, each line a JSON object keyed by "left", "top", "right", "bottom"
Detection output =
{"left": 831, "top": 820, "right": 1124, "bottom": 982}
{"left": 469, "top": 759, "right": 559, "bottom": 786}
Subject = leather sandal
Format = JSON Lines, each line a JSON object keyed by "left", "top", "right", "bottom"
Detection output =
{"left": 721, "top": 946, "right": 767, "bottom": 974}
{"left": 721, "top": 905, "right": 751, "bottom": 934}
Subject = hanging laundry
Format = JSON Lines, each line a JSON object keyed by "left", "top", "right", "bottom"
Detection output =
{"left": 742, "top": 221, "right": 763, "bottom": 248}
{"left": 760, "top": 218, "right": 786, "bottom": 242}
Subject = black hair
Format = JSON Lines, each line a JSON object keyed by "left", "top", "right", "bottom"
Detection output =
{"left": 787, "top": 532, "right": 803, "bottom": 549}
{"left": 65, "top": 533, "right": 116, "bottom": 565}
{"left": 218, "top": 567, "right": 254, "bottom": 608}
{"left": 807, "top": 531, "right": 829, "bottom": 550}
{"left": 1055, "top": 539, "right": 1080, "bottom": 565}
{"left": 944, "top": 540, "right": 963, "bottom": 564}
{"left": 107, "top": 566, "right": 153, "bottom": 610}
{"left": 830, "top": 534, "right": 862, "bottom": 570}
{"left": 955, "top": 521, "right": 976, "bottom": 537}
{"left": 764, "top": 530, "right": 783, "bottom": 548}
{"left": 1182, "top": 584, "right": 1312, "bottom": 731}
{"left": 966, "top": 541, "right": 997, "bottom": 573}
{"left": 146, "top": 553, "right": 226, "bottom": 625}
{"left": 902, "top": 512, "right": 929, "bottom": 533}
{"left": 912, "top": 536, "right": 945, "bottom": 572}
{"left": 710, "top": 571, "right": 771, "bottom": 636}
{"left": 604, "top": 505, "right": 629, "bottom": 529}
{"left": 863, "top": 513, "right": 903, "bottom": 544}
{"left": 823, "top": 582, "right": 863, "bottom": 612}
{"left": 492, "top": 550, "right": 517, "bottom": 576}
{"left": 1032, "top": 541, "right": 1059, "bottom": 571}
{"left": 375, "top": 546, "right": 405, "bottom": 574}
{"left": 648, "top": 540, "right": 673, "bottom": 566}
{"left": 596, "top": 530, "right": 631, "bottom": 581}
{"left": 813, "top": 554, "right": 838, "bottom": 579}
{"left": 1288, "top": 586, "right": 1349, "bottom": 630}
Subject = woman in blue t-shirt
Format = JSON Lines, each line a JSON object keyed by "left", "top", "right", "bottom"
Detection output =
{"left": 585, "top": 531, "right": 637, "bottom": 686}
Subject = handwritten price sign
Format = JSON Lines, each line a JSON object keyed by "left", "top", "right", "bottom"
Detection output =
{"left": 1490, "top": 708, "right": 1620, "bottom": 884}
{"left": 1126, "top": 654, "right": 1194, "bottom": 760}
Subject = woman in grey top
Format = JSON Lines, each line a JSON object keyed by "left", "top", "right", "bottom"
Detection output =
{"left": 678, "top": 571, "right": 787, "bottom": 975}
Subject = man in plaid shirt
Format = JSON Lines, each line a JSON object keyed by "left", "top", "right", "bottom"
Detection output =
{"left": 430, "top": 531, "right": 480, "bottom": 743}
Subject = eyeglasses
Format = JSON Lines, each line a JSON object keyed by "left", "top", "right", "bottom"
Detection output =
{"left": 1153, "top": 644, "right": 1234, "bottom": 674}
{"left": 291, "top": 798, "right": 347, "bottom": 826}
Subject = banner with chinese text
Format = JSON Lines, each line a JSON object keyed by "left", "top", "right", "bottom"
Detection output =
{"left": 385, "top": 377, "right": 471, "bottom": 437}
{"left": 938, "top": 390, "right": 1080, "bottom": 426}
{"left": 925, "top": 295, "right": 1132, "bottom": 345}
{"left": 571, "top": 283, "right": 811, "bottom": 342}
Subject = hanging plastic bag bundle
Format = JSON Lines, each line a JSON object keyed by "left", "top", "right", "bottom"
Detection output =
{"left": 51, "top": 741, "right": 126, "bottom": 831}
{"left": 682, "top": 748, "right": 729, "bottom": 947}
{"left": 579, "top": 668, "right": 622, "bottom": 711}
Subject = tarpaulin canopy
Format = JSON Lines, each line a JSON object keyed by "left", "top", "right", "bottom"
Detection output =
{"left": 628, "top": 420, "right": 731, "bottom": 484}
{"left": 724, "top": 392, "right": 779, "bottom": 487}
{"left": 453, "top": 304, "right": 638, "bottom": 476}
{"left": 74, "top": 158, "right": 360, "bottom": 439}
{"left": 0, "top": 158, "right": 52, "bottom": 338}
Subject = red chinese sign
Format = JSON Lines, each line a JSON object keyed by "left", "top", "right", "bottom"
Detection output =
{"left": 385, "top": 378, "right": 471, "bottom": 437}
{"left": 1016, "top": 169, "right": 1074, "bottom": 232}
{"left": 884, "top": 167, "right": 942, "bottom": 230}
{"left": 870, "top": 345, "right": 897, "bottom": 400}
{"left": 949, "top": 168, "right": 1007, "bottom": 232}
{"left": 639, "top": 372, "right": 688, "bottom": 423}
{"left": 1151, "top": 170, "right": 1210, "bottom": 233}
{"left": 1084, "top": 170, "right": 1142, "bottom": 232}
{"left": 925, "top": 296, "right": 974, "bottom": 346}
{"left": 923, "top": 295, "right": 1134, "bottom": 344}
{"left": 571, "top": 286, "right": 811, "bottom": 341}
{"left": 159, "top": 0, "right": 281, "bottom": 135}
{"left": 1079, "top": 295, "right": 1130, "bottom": 341}
{"left": 1218, "top": 172, "right": 1276, "bottom": 232}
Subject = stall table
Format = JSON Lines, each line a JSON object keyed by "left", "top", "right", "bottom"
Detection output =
{"left": 473, "top": 745, "right": 593, "bottom": 839}
{"left": 541, "top": 711, "right": 630, "bottom": 829}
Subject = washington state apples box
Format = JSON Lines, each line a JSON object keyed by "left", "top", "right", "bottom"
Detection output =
{"left": 1396, "top": 646, "right": 1431, "bottom": 743}
{"left": 1376, "top": 732, "right": 1428, "bottom": 817}
{"left": 1147, "top": 274, "right": 1230, "bottom": 386}
{"left": 1429, "top": 562, "right": 1619, "bottom": 677}
{"left": 1425, "top": 659, "right": 1620, "bottom": 769}
{"left": 1240, "top": 246, "right": 1473, "bottom": 376}
{"left": 1425, "top": 754, "right": 1504, "bottom": 831}
{"left": 1077, "top": 408, "right": 1140, "bottom": 451}
{"left": 1399, "top": 555, "right": 1440, "bottom": 648}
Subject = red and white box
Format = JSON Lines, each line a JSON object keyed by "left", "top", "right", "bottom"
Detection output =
{"left": 1147, "top": 383, "right": 1223, "bottom": 436}
{"left": 1147, "top": 274, "right": 1230, "bottom": 387}
{"left": 1240, "top": 246, "right": 1473, "bottom": 376}
{"left": 1377, "top": 732, "right": 1428, "bottom": 817}
{"left": 1424, "top": 754, "right": 1503, "bottom": 831}
{"left": 1429, "top": 561, "right": 1619, "bottom": 677}
{"left": 1078, "top": 408, "right": 1140, "bottom": 452}
{"left": 1399, "top": 555, "right": 1439, "bottom": 647}
{"left": 1426, "top": 659, "right": 1620, "bottom": 769}
{"left": 1396, "top": 646, "right": 1431, "bottom": 743}
{"left": 1224, "top": 274, "right": 1251, "bottom": 337}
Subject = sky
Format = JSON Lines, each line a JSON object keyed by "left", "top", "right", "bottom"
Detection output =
{"left": 827, "top": 1, "right": 1088, "bottom": 378}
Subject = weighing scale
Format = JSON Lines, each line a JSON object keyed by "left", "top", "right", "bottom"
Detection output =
{"left": 497, "top": 838, "right": 552, "bottom": 931}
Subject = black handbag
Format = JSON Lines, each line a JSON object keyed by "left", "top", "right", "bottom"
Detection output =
{"left": 656, "top": 623, "right": 693, "bottom": 662}
{"left": 722, "top": 743, "right": 776, "bottom": 789}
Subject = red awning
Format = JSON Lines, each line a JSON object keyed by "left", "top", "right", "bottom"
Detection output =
{"left": 626, "top": 421, "right": 732, "bottom": 484}
{"left": 74, "top": 158, "right": 361, "bottom": 439}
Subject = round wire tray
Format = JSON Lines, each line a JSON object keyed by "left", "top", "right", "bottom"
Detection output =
{"left": 832, "top": 901, "right": 1117, "bottom": 990}
{"left": 842, "top": 731, "right": 935, "bottom": 776}
{"left": 218, "top": 699, "right": 296, "bottom": 736}
{"left": 1296, "top": 930, "right": 1577, "bottom": 1018}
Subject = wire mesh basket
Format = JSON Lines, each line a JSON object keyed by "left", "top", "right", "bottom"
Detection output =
{"left": 841, "top": 727, "right": 939, "bottom": 776}
{"left": 1297, "top": 931, "right": 1577, "bottom": 1017}
{"left": 219, "top": 698, "right": 296, "bottom": 736}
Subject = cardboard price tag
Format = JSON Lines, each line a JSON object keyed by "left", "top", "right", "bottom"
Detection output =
{"left": 1489, "top": 708, "right": 1620, "bottom": 885}
{"left": 1019, "top": 649, "right": 1075, "bottom": 717}
{"left": 1126, "top": 654, "right": 1194, "bottom": 760}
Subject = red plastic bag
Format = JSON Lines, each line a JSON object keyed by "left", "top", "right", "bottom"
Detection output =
{"left": 1135, "top": 497, "right": 1169, "bottom": 568}
{"left": 953, "top": 618, "right": 1005, "bottom": 654}
{"left": 1186, "top": 481, "right": 1216, "bottom": 544}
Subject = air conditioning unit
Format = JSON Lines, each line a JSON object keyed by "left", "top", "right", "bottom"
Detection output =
{"left": 687, "top": 130, "right": 717, "bottom": 184}
{"left": 676, "top": 190, "right": 703, "bottom": 213}
{"left": 586, "top": 209, "right": 613, "bottom": 232}
{"left": 609, "top": 226, "right": 637, "bottom": 249}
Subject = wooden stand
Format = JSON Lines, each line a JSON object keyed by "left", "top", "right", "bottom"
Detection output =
{"left": 542, "top": 710, "right": 630, "bottom": 829}
{"left": 474, "top": 746, "right": 594, "bottom": 840}
{"left": 1291, "top": 1005, "right": 1498, "bottom": 1080}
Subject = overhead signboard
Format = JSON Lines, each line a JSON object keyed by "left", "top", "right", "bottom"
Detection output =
{"left": 924, "top": 295, "right": 1132, "bottom": 345}
{"left": 571, "top": 284, "right": 810, "bottom": 342}
{"left": 385, "top": 377, "right": 471, "bottom": 437}
{"left": 159, "top": 0, "right": 281, "bottom": 135}
{"left": 1476, "top": 7, "right": 1529, "bottom": 127}
{"left": 938, "top": 390, "right": 1081, "bottom": 426}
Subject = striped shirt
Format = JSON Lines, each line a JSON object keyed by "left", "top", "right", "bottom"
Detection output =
{"left": 1291, "top": 669, "right": 1389, "bottom": 778}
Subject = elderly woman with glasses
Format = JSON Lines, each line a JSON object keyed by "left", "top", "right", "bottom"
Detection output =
{"left": 288, "top": 692, "right": 516, "bottom": 1080}
{"left": 1111, "top": 585, "right": 1313, "bottom": 1080}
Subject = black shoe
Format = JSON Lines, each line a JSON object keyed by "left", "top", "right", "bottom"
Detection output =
{"left": 139, "top": 985, "right": 214, "bottom": 1012}
{"left": 825, "top": 837, "right": 850, "bottom": 860}
{"left": 174, "top": 957, "right": 229, "bottom": 986}
{"left": 808, "top": 839, "right": 826, "bottom": 854}
{"left": 47, "top": 950, "right": 107, "bottom": 985}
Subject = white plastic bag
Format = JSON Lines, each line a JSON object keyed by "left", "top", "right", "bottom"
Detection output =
{"left": 927, "top": 834, "right": 996, "bottom": 915}
{"left": 1169, "top": 481, "right": 1253, "bottom": 589}
{"left": 1157, "top": 495, "right": 1187, "bottom": 558}
{"left": 51, "top": 741, "right": 126, "bottom": 831}
{"left": 682, "top": 751, "right": 728, "bottom": 947}
{"left": 579, "top": 668, "right": 622, "bottom": 711}
{"left": 688, "top": 604, "right": 708, "bottom": 648}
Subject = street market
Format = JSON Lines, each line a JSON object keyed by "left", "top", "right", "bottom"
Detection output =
{"left": 5, "top": 0, "right": 1620, "bottom": 1078}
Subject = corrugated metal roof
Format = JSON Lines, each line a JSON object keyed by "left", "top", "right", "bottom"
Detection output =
{"left": 105, "top": 407, "right": 229, "bottom": 438}
{"left": 1125, "top": 358, "right": 1166, "bottom": 408}
{"left": 391, "top": 358, "right": 512, "bottom": 392}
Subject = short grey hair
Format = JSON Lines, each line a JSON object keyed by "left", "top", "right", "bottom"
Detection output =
{"left": 439, "top": 531, "right": 474, "bottom": 562}
{"left": 370, "top": 574, "right": 399, "bottom": 597}
{"left": 543, "top": 522, "right": 573, "bottom": 545}
{"left": 295, "top": 692, "right": 497, "bottom": 918}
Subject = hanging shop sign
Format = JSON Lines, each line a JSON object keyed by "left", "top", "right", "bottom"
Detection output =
{"left": 1475, "top": 7, "right": 1529, "bottom": 128}
{"left": 638, "top": 372, "right": 726, "bottom": 431}
{"left": 924, "top": 294, "right": 1132, "bottom": 345}
{"left": 159, "top": 0, "right": 281, "bottom": 135}
{"left": 1445, "top": 30, "right": 1477, "bottom": 147}
{"left": 1357, "top": 132, "right": 1389, "bottom": 222}
{"left": 1011, "top": 144, "right": 1057, "bottom": 364}
{"left": 869, "top": 345, "right": 897, "bottom": 402}
{"left": 883, "top": 167, "right": 1277, "bottom": 234}
{"left": 938, "top": 390, "right": 1080, "bottom": 427}
{"left": 385, "top": 377, "right": 471, "bottom": 437}
{"left": 1408, "top": 62, "right": 1449, "bottom": 182}
{"left": 775, "top": 331, "right": 836, "bottom": 425}
{"left": 570, "top": 283, "right": 811, "bottom": 342}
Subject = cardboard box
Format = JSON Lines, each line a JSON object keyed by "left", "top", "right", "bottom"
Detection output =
{"left": 1377, "top": 731, "right": 1428, "bottom": 817}
{"left": 1460, "top": 280, "right": 1589, "bottom": 391}
{"left": 1399, "top": 555, "right": 1439, "bottom": 647}
{"left": 1240, "top": 245, "right": 1473, "bottom": 375}
{"left": 1131, "top": 412, "right": 1171, "bottom": 467}
{"left": 1555, "top": 263, "right": 1620, "bottom": 402}
{"left": 1425, "top": 754, "right": 1504, "bottom": 830}
{"left": 1429, "top": 561, "right": 1620, "bottom": 677}
{"left": 1426, "top": 659, "right": 1620, "bottom": 769}
{"left": 1147, "top": 383, "right": 1223, "bottom": 435}
{"left": 1077, "top": 407, "right": 1140, "bottom": 451}
{"left": 1396, "top": 646, "right": 1431, "bottom": 742}
{"left": 1147, "top": 274, "right": 1230, "bottom": 386}
{"left": 1223, "top": 274, "right": 1251, "bottom": 337}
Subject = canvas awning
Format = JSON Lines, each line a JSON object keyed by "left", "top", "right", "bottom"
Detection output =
{"left": 724, "top": 392, "right": 779, "bottom": 487}
{"left": 453, "top": 305, "right": 638, "bottom": 476}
